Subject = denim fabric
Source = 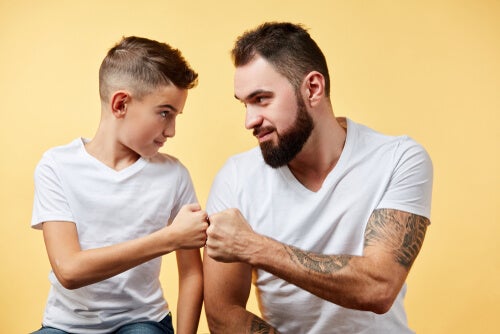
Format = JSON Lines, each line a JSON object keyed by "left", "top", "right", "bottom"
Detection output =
{"left": 31, "top": 313, "right": 174, "bottom": 334}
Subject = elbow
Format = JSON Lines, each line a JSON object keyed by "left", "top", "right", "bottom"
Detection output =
{"left": 53, "top": 263, "right": 85, "bottom": 290}
{"left": 56, "top": 276, "right": 81, "bottom": 290}
{"left": 205, "top": 306, "right": 223, "bottom": 333}
{"left": 205, "top": 302, "right": 235, "bottom": 334}
{"left": 360, "top": 284, "right": 399, "bottom": 314}
{"left": 339, "top": 279, "right": 399, "bottom": 314}
{"left": 56, "top": 274, "right": 82, "bottom": 290}
{"left": 366, "top": 298, "right": 394, "bottom": 315}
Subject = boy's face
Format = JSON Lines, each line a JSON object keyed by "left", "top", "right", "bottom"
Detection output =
{"left": 119, "top": 84, "right": 188, "bottom": 158}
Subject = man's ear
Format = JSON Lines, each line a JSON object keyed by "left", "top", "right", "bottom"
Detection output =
{"left": 303, "top": 71, "right": 325, "bottom": 107}
{"left": 110, "top": 91, "right": 130, "bottom": 118}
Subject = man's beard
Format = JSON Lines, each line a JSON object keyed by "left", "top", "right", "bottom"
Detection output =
{"left": 257, "top": 95, "right": 314, "bottom": 168}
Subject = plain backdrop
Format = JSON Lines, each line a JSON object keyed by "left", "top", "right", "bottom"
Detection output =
{"left": 0, "top": 0, "right": 498, "bottom": 333}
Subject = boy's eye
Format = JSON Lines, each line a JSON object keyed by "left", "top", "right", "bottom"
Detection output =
{"left": 160, "top": 111, "right": 168, "bottom": 118}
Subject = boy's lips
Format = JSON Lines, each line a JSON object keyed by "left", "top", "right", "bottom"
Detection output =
{"left": 154, "top": 140, "right": 166, "bottom": 147}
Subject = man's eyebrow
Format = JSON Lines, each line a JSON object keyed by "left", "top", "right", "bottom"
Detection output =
{"left": 234, "top": 89, "right": 271, "bottom": 102}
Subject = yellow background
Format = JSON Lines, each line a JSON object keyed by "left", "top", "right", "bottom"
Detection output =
{"left": 1, "top": 0, "right": 498, "bottom": 333}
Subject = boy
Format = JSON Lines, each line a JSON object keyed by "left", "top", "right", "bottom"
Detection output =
{"left": 31, "top": 36, "right": 207, "bottom": 334}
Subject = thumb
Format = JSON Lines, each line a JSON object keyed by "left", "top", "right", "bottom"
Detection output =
{"left": 182, "top": 203, "right": 201, "bottom": 213}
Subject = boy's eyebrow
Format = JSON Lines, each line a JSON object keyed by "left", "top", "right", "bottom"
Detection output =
{"left": 157, "top": 104, "right": 178, "bottom": 112}
{"left": 234, "top": 89, "right": 271, "bottom": 102}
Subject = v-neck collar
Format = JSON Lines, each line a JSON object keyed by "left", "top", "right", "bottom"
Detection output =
{"left": 278, "top": 119, "right": 356, "bottom": 195}
{"left": 78, "top": 138, "right": 148, "bottom": 180}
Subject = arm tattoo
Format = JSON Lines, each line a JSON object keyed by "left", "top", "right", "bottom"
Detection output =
{"left": 364, "top": 209, "right": 429, "bottom": 269}
{"left": 285, "top": 245, "right": 352, "bottom": 274}
{"left": 248, "top": 315, "right": 280, "bottom": 334}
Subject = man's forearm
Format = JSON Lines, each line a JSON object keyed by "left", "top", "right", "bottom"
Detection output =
{"left": 246, "top": 210, "right": 429, "bottom": 313}
{"left": 246, "top": 314, "right": 280, "bottom": 334}
{"left": 208, "top": 307, "right": 279, "bottom": 334}
{"left": 248, "top": 234, "right": 367, "bottom": 308}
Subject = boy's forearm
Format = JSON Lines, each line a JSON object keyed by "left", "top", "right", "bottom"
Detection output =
{"left": 176, "top": 249, "right": 203, "bottom": 334}
{"left": 43, "top": 222, "right": 177, "bottom": 289}
{"left": 176, "top": 273, "right": 203, "bottom": 334}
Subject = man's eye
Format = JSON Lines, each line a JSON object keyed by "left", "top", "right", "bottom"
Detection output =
{"left": 256, "top": 96, "right": 268, "bottom": 104}
{"left": 160, "top": 111, "right": 168, "bottom": 118}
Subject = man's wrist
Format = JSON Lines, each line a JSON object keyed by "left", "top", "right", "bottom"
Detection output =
{"left": 245, "top": 233, "right": 273, "bottom": 267}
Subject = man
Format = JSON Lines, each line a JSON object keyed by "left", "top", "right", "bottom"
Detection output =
{"left": 204, "top": 22, "right": 432, "bottom": 334}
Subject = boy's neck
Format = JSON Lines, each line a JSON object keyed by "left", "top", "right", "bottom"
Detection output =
{"left": 84, "top": 131, "right": 141, "bottom": 171}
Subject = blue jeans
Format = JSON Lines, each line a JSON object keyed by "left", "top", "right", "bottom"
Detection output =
{"left": 31, "top": 313, "right": 174, "bottom": 334}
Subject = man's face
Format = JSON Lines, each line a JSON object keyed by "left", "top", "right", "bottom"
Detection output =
{"left": 258, "top": 95, "right": 314, "bottom": 168}
{"left": 234, "top": 56, "right": 313, "bottom": 168}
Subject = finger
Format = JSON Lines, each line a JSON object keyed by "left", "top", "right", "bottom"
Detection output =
{"left": 183, "top": 203, "right": 201, "bottom": 212}
{"left": 200, "top": 222, "right": 209, "bottom": 233}
{"left": 198, "top": 210, "right": 209, "bottom": 223}
{"left": 206, "top": 224, "right": 214, "bottom": 237}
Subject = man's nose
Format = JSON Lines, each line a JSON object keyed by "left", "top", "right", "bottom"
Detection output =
{"left": 245, "top": 106, "right": 263, "bottom": 130}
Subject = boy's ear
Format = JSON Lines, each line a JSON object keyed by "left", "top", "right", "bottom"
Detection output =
{"left": 110, "top": 91, "right": 130, "bottom": 118}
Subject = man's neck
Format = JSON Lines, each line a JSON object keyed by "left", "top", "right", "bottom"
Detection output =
{"left": 288, "top": 117, "right": 347, "bottom": 192}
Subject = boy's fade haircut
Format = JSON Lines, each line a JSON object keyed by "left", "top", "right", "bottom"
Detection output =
{"left": 99, "top": 36, "right": 198, "bottom": 102}
{"left": 231, "top": 22, "right": 330, "bottom": 97}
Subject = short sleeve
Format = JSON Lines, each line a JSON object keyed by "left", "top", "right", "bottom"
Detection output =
{"left": 377, "top": 138, "right": 433, "bottom": 219}
{"left": 169, "top": 163, "right": 198, "bottom": 221}
{"left": 31, "top": 155, "right": 75, "bottom": 229}
{"left": 206, "top": 158, "right": 238, "bottom": 215}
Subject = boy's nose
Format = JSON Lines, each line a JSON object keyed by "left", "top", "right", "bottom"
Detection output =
{"left": 163, "top": 121, "right": 176, "bottom": 138}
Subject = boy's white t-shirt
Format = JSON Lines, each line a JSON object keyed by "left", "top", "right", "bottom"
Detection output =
{"left": 32, "top": 138, "right": 197, "bottom": 333}
{"left": 207, "top": 118, "right": 433, "bottom": 334}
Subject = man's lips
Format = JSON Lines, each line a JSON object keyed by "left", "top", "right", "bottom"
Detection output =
{"left": 253, "top": 127, "right": 274, "bottom": 143}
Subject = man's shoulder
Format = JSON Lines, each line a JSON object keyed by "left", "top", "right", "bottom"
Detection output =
{"left": 350, "top": 119, "right": 426, "bottom": 152}
{"left": 224, "top": 147, "right": 266, "bottom": 171}
{"left": 228, "top": 146, "right": 262, "bottom": 162}
{"left": 214, "top": 146, "right": 267, "bottom": 180}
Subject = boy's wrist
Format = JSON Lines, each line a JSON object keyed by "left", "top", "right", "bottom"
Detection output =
{"left": 154, "top": 226, "right": 179, "bottom": 254}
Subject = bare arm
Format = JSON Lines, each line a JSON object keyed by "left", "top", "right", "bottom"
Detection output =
{"left": 206, "top": 208, "right": 429, "bottom": 314}
{"left": 43, "top": 203, "right": 208, "bottom": 289}
{"left": 175, "top": 249, "right": 203, "bottom": 334}
{"left": 203, "top": 250, "right": 280, "bottom": 334}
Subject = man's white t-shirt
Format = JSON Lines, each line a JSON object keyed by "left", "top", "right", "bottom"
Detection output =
{"left": 207, "top": 119, "right": 433, "bottom": 334}
{"left": 32, "top": 138, "right": 197, "bottom": 333}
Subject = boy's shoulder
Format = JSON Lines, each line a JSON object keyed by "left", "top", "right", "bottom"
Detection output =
{"left": 148, "top": 153, "right": 195, "bottom": 184}
{"left": 146, "top": 152, "right": 191, "bottom": 174}
{"left": 41, "top": 138, "right": 83, "bottom": 160}
{"left": 148, "top": 152, "right": 180, "bottom": 164}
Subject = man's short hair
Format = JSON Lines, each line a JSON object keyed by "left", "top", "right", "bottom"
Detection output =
{"left": 231, "top": 22, "right": 330, "bottom": 97}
